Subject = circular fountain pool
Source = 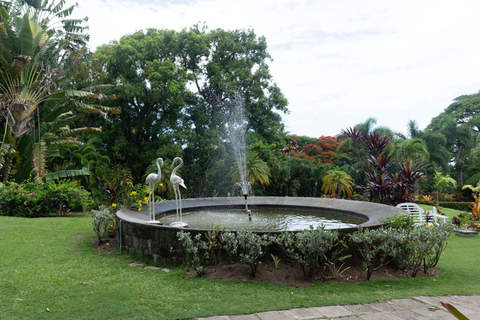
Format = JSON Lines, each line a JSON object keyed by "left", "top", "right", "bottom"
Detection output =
{"left": 116, "top": 197, "right": 400, "bottom": 263}
{"left": 159, "top": 207, "right": 363, "bottom": 231}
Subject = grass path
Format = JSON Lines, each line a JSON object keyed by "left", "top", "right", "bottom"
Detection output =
{"left": 1, "top": 211, "right": 479, "bottom": 319}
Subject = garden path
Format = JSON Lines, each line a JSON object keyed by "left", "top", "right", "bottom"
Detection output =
{"left": 198, "top": 295, "right": 480, "bottom": 319}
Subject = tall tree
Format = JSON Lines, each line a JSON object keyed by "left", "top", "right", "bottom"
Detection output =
{"left": 92, "top": 26, "right": 288, "bottom": 197}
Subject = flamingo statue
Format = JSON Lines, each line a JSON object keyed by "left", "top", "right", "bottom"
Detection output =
{"left": 170, "top": 157, "right": 188, "bottom": 228}
{"left": 145, "top": 157, "right": 163, "bottom": 223}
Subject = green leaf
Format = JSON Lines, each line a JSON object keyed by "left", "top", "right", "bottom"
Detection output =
{"left": 441, "top": 302, "right": 470, "bottom": 320}
{"left": 45, "top": 167, "right": 90, "bottom": 180}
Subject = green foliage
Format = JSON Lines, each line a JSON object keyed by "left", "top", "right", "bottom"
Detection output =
{"left": 104, "top": 164, "right": 134, "bottom": 207}
{"left": 92, "top": 26, "right": 288, "bottom": 197}
{"left": 222, "top": 230, "right": 272, "bottom": 277}
{"left": 276, "top": 226, "right": 340, "bottom": 278}
{"left": 321, "top": 169, "right": 354, "bottom": 198}
{"left": 0, "top": 0, "right": 114, "bottom": 187}
{"left": 270, "top": 254, "right": 281, "bottom": 269}
{"left": 205, "top": 224, "right": 225, "bottom": 267}
{"left": 0, "top": 179, "right": 91, "bottom": 217}
{"left": 381, "top": 213, "right": 416, "bottom": 231}
{"left": 440, "top": 202, "right": 471, "bottom": 212}
{"left": 91, "top": 205, "right": 115, "bottom": 244}
{"left": 350, "top": 228, "right": 402, "bottom": 281}
{"left": 177, "top": 231, "right": 208, "bottom": 277}
{"left": 351, "top": 223, "right": 454, "bottom": 280}
{"left": 128, "top": 184, "right": 150, "bottom": 211}
{"left": 394, "top": 224, "right": 453, "bottom": 277}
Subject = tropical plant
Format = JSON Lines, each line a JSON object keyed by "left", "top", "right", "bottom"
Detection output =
{"left": 0, "top": 1, "right": 117, "bottom": 184}
{"left": 91, "top": 205, "right": 115, "bottom": 244}
{"left": 434, "top": 170, "right": 457, "bottom": 206}
{"left": 321, "top": 169, "right": 354, "bottom": 198}
{"left": 461, "top": 182, "right": 480, "bottom": 227}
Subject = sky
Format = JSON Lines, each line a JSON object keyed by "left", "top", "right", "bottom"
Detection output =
{"left": 67, "top": 0, "right": 480, "bottom": 137}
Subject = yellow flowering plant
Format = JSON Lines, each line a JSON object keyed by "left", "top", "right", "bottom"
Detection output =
{"left": 128, "top": 184, "right": 152, "bottom": 211}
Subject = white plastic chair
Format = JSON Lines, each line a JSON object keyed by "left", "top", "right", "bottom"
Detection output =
{"left": 395, "top": 203, "right": 449, "bottom": 225}
{"left": 430, "top": 206, "right": 449, "bottom": 224}
{"left": 396, "top": 202, "right": 426, "bottom": 225}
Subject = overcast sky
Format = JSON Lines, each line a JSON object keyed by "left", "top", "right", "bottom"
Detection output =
{"left": 67, "top": 0, "right": 480, "bottom": 137}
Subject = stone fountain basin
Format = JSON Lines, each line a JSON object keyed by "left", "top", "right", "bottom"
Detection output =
{"left": 116, "top": 197, "right": 399, "bottom": 262}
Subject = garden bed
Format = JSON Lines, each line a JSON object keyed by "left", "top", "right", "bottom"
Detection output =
{"left": 186, "top": 261, "right": 442, "bottom": 286}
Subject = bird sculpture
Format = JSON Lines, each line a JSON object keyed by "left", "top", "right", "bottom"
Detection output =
{"left": 145, "top": 157, "right": 163, "bottom": 223}
{"left": 170, "top": 157, "right": 187, "bottom": 227}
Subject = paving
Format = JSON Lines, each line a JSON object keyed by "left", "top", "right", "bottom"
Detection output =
{"left": 197, "top": 295, "right": 480, "bottom": 320}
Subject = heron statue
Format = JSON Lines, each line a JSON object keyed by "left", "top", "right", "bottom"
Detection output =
{"left": 170, "top": 157, "right": 188, "bottom": 228}
{"left": 145, "top": 157, "right": 163, "bottom": 223}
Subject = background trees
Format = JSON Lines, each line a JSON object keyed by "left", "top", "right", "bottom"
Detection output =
{"left": 92, "top": 26, "right": 288, "bottom": 198}
{"left": 1, "top": 1, "right": 480, "bottom": 207}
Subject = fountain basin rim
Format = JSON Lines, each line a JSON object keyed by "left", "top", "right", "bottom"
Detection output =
{"left": 116, "top": 196, "right": 400, "bottom": 233}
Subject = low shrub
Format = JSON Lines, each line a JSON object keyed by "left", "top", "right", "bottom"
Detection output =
{"left": 0, "top": 180, "right": 91, "bottom": 217}
{"left": 350, "top": 228, "right": 403, "bottom": 281}
{"left": 222, "top": 230, "right": 272, "bottom": 277}
{"left": 177, "top": 231, "right": 208, "bottom": 277}
{"left": 176, "top": 215, "right": 453, "bottom": 281}
{"left": 91, "top": 205, "right": 116, "bottom": 244}
{"left": 276, "top": 226, "right": 340, "bottom": 278}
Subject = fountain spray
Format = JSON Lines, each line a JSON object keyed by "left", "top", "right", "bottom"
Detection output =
{"left": 225, "top": 93, "right": 250, "bottom": 214}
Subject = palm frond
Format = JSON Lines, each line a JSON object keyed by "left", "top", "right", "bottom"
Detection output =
{"left": 57, "top": 126, "right": 101, "bottom": 138}
{"left": 32, "top": 139, "right": 46, "bottom": 179}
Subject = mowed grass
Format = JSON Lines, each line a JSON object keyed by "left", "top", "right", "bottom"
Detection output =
{"left": 1, "top": 209, "right": 479, "bottom": 320}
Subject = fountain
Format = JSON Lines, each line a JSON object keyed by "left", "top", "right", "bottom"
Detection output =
{"left": 115, "top": 94, "right": 400, "bottom": 261}
{"left": 225, "top": 93, "right": 250, "bottom": 212}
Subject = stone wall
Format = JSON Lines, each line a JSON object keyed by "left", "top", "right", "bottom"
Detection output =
{"left": 117, "top": 218, "right": 203, "bottom": 266}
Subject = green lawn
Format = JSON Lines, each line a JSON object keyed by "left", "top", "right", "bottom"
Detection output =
{"left": 1, "top": 209, "right": 479, "bottom": 320}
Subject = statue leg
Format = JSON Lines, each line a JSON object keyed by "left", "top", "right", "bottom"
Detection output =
{"left": 174, "top": 186, "right": 179, "bottom": 220}
{"left": 179, "top": 189, "right": 183, "bottom": 222}
{"left": 151, "top": 191, "right": 155, "bottom": 221}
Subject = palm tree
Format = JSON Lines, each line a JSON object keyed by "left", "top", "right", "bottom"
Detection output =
{"left": 321, "top": 169, "right": 354, "bottom": 198}
{"left": 391, "top": 138, "right": 429, "bottom": 163}
{"left": 246, "top": 152, "right": 271, "bottom": 186}
{"left": 0, "top": 1, "right": 118, "bottom": 182}
{"left": 434, "top": 170, "right": 457, "bottom": 206}
{"left": 231, "top": 152, "right": 271, "bottom": 187}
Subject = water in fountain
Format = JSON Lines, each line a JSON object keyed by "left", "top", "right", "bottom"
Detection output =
{"left": 224, "top": 94, "right": 249, "bottom": 210}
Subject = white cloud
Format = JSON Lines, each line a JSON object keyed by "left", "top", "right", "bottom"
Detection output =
{"left": 67, "top": 0, "right": 480, "bottom": 137}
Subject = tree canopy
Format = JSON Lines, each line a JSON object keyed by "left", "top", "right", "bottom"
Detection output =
{"left": 92, "top": 26, "right": 288, "bottom": 197}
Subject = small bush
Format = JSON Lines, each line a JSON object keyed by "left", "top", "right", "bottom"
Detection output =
{"left": 91, "top": 205, "right": 116, "bottom": 244}
{"left": 128, "top": 184, "right": 150, "bottom": 211}
{"left": 395, "top": 224, "right": 453, "bottom": 277}
{"left": 222, "top": 230, "right": 272, "bottom": 277}
{"left": 177, "top": 231, "right": 208, "bottom": 277}
{"left": 350, "top": 227, "right": 404, "bottom": 281}
{"left": 276, "top": 226, "right": 340, "bottom": 278}
{"left": 381, "top": 213, "right": 416, "bottom": 231}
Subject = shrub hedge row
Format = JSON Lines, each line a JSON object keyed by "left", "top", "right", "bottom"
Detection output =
{"left": 0, "top": 180, "right": 92, "bottom": 217}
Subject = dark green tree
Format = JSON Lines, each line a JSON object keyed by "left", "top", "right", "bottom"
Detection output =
{"left": 92, "top": 26, "right": 288, "bottom": 197}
